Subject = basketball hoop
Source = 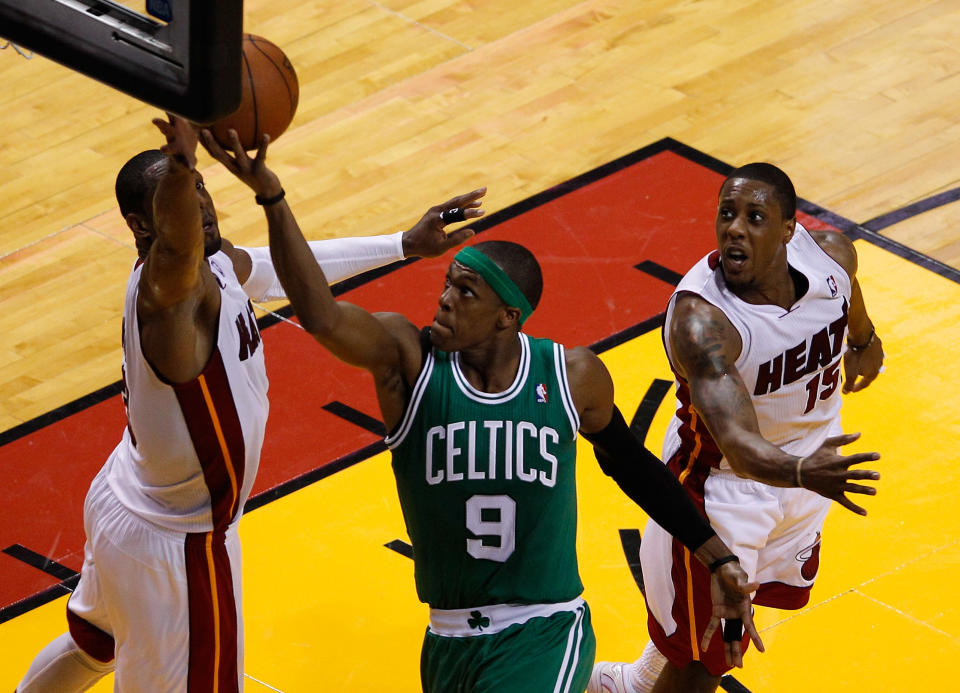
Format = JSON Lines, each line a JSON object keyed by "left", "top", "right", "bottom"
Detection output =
{"left": 0, "top": 40, "right": 33, "bottom": 59}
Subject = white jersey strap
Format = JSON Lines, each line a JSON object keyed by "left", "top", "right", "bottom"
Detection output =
{"left": 428, "top": 597, "right": 585, "bottom": 637}
{"left": 239, "top": 232, "right": 404, "bottom": 301}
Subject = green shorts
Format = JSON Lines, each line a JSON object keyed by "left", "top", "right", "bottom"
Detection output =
{"left": 421, "top": 600, "right": 595, "bottom": 693}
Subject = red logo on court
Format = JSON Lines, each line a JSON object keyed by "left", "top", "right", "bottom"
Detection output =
{"left": 796, "top": 532, "right": 822, "bottom": 581}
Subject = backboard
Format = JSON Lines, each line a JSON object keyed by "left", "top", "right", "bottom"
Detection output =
{"left": 0, "top": 0, "right": 242, "bottom": 123}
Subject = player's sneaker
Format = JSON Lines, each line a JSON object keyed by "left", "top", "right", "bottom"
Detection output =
{"left": 587, "top": 661, "right": 634, "bottom": 693}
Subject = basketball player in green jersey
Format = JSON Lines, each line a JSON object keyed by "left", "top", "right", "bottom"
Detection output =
{"left": 243, "top": 160, "right": 763, "bottom": 690}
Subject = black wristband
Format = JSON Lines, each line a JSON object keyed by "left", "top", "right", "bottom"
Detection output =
{"left": 847, "top": 327, "right": 875, "bottom": 351}
{"left": 708, "top": 555, "right": 739, "bottom": 573}
{"left": 255, "top": 188, "right": 286, "bottom": 206}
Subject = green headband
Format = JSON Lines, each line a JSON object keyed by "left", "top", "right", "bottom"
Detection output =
{"left": 454, "top": 246, "right": 534, "bottom": 325}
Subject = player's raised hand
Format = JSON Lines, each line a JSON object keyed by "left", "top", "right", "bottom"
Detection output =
{"left": 402, "top": 188, "right": 486, "bottom": 258}
{"left": 702, "top": 562, "right": 763, "bottom": 668}
{"left": 152, "top": 112, "right": 199, "bottom": 170}
{"left": 796, "top": 432, "right": 880, "bottom": 515}
{"left": 199, "top": 128, "right": 282, "bottom": 200}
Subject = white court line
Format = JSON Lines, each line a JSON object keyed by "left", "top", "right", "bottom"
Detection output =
{"left": 759, "top": 536, "right": 960, "bottom": 634}
{"left": 852, "top": 589, "right": 959, "bottom": 644}
{"left": 244, "top": 672, "right": 285, "bottom": 692}
{"left": 368, "top": 1, "right": 474, "bottom": 51}
{"left": 252, "top": 302, "right": 303, "bottom": 329}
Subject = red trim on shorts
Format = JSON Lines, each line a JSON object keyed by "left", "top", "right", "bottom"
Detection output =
{"left": 645, "top": 451, "right": 750, "bottom": 677}
{"left": 185, "top": 532, "right": 239, "bottom": 693}
{"left": 66, "top": 608, "right": 115, "bottom": 663}
{"left": 755, "top": 581, "right": 812, "bottom": 610}
{"left": 646, "top": 536, "right": 752, "bottom": 677}
{"left": 174, "top": 349, "right": 247, "bottom": 530}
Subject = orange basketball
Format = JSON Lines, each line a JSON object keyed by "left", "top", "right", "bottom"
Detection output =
{"left": 209, "top": 34, "right": 299, "bottom": 151}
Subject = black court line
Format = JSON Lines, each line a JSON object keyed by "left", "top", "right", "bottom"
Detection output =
{"left": 862, "top": 186, "right": 960, "bottom": 232}
{"left": 630, "top": 379, "right": 674, "bottom": 446}
{"left": 322, "top": 401, "right": 387, "bottom": 437}
{"left": 384, "top": 539, "right": 413, "bottom": 559}
{"left": 0, "top": 545, "right": 81, "bottom": 624}
{"left": 635, "top": 260, "right": 683, "bottom": 287}
{"left": 0, "top": 579, "right": 77, "bottom": 625}
{"left": 0, "top": 381, "right": 123, "bottom": 448}
{"left": 617, "top": 529, "right": 645, "bottom": 594}
{"left": 721, "top": 674, "right": 754, "bottom": 692}
{"left": 797, "top": 198, "right": 960, "bottom": 285}
{"left": 243, "top": 439, "right": 388, "bottom": 513}
{"left": 3, "top": 545, "right": 79, "bottom": 582}
{"left": 588, "top": 314, "right": 665, "bottom": 355}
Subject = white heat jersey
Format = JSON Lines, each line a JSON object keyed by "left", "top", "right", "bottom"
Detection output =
{"left": 105, "top": 251, "right": 269, "bottom": 533}
{"left": 662, "top": 223, "right": 851, "bottom": 470}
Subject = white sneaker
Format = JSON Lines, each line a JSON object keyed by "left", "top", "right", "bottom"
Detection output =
{"left": 587, "top": 661, "right": 634, "bottom": 693}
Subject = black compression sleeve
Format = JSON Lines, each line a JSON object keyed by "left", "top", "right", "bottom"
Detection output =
{"left": 581, "top": 406, "right": 715, "bottom": 551}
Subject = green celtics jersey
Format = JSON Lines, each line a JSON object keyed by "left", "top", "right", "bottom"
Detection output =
{"left": 386, "top": 332, "right": 582, "bottom": 609}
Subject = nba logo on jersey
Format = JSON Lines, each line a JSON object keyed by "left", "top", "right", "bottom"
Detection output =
{"left": 536, "top": 383, "right": 548, "bottom": 403}
{"left": 826, "top": 275, "right": 839, "bottom": 298}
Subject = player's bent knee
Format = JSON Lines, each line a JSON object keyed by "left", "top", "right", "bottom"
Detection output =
{"left": 17, "top": 633, "right": 114, "bottom": 693}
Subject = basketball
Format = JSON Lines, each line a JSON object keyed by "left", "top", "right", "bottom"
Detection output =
{"left": 209, "top": 34, "right": 299, "bottom": 151}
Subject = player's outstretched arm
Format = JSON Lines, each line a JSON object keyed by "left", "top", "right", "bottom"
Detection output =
{"left": 264, "top": 189, "right": 484, "bottom": 371}
{"left": 143, "top": 114, "right": 206, "bottom": 310}
{"left": 240, "top": 189, "right": 484, "bottom": 300}
{"left": 670, "top": 293, "right": 880, "bottom": 513}
{"left": 137, "top": 114, "right": 220, "bottom": 383}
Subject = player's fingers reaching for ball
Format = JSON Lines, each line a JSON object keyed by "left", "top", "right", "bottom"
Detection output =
{"left": 199, "top": 129, "right": 235, "bottom": 168}
{"left": 253, "top": 133, "right": 271, "bottom": 164}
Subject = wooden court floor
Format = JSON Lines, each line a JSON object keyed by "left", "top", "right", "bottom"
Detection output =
{"left": 2, "top": 0, "right": 959, "bottom": 690}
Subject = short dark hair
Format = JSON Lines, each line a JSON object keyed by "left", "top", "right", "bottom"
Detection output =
{"left": 724, "top": 162, "right": 796, "bottom": 219}
{"left": 471, "top": 240, "right": 543, "bottom": 311}
{"left": 116, "top": 150, "right": 165, "bottom": 217}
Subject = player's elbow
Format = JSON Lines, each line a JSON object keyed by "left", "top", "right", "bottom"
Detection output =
{"left": 297, "top": 308, "right": 338, "bottom": 341}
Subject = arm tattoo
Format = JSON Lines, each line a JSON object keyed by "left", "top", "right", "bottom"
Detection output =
{"left": 680, "top": 315, "right": 730, "bottom": 376}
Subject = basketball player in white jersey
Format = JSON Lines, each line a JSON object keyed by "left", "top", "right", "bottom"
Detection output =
{"left": 589, "top": 163, "right": 883, "bottom": 693}
{"left": 16, "top": 115, "right": 475, "bottom": 693}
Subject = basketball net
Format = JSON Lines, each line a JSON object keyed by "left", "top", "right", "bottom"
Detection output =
{"left": 0, "top": 41, "right": 33, "bottom": 59}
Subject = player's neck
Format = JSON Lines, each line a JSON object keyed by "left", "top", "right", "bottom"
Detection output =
{"left": 730, "top": 261, "right": 800, "bottom": 310}
{"left": 457, "top": 332, "right": 523, "bottom": 394}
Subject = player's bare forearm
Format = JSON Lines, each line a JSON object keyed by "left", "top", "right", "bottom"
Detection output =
{"left": 143, "top": 161, "right": 205, "bottom": 307}
{"left": 264, "top": 202, "right": 401, "bottom": 372}
{"left": 671, "top": 295, "right": 798, "bottom": 487}
{"left": 689, "top": 373, "right": 798, "bottom": 488}
{"left": 846, "top": 279, "right": 874, "bottom": 346}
